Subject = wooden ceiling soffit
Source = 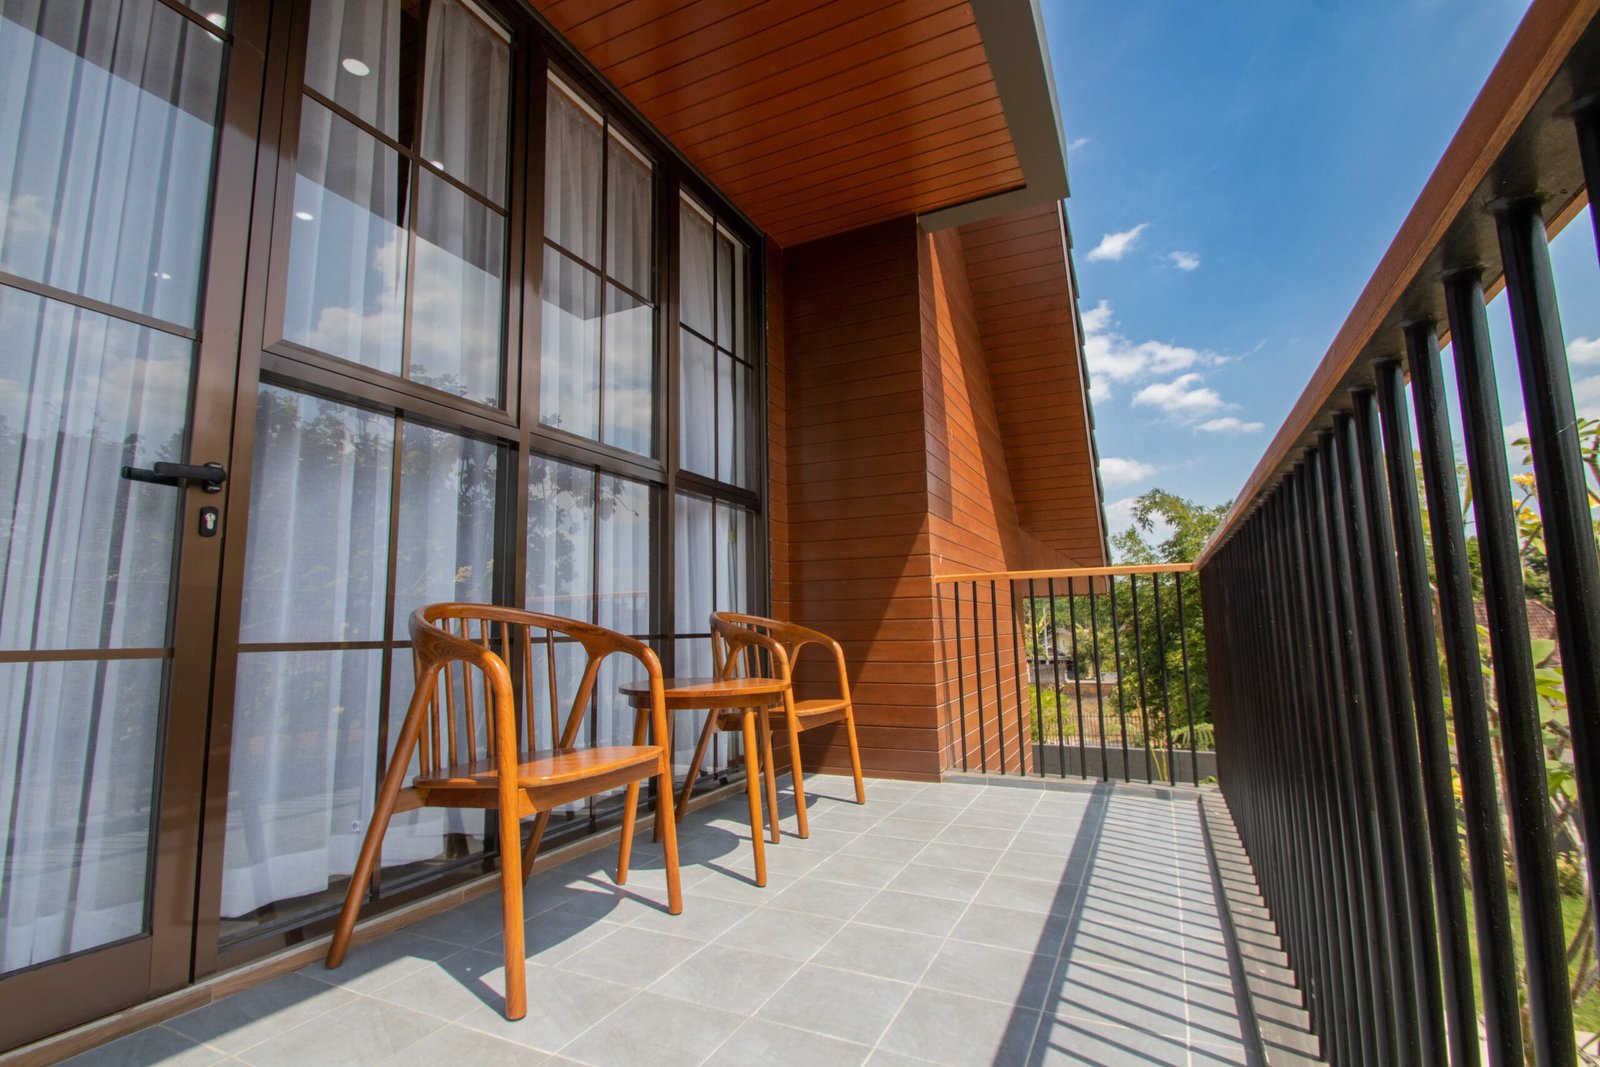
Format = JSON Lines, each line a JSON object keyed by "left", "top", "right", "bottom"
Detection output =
{"left": 960, "top": 203, "right": 1107, "bottom": 565}
{"left": 527, "top": 0, "right": 1069, "bottom": 247}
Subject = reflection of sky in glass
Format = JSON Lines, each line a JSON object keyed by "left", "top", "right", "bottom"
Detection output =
{"left": 603, "top": 289, "right": 654, "bottom": 456}
{"left": 0, "top": 4, "right": 223, "bottom": 329}
{"left": 392, "top": 424, "right": 497, "bottom": 634}
{"left": 410, "top": 170, "right": 505, "bottom": 405}
{"left": 281, "top": 103, "right": 406, "bottom": 375}
{"left": 539, "top": 248, "right": 600, "bottom": 439}
{"left": 598, "top": 476, "right": 650, "bottom": 635}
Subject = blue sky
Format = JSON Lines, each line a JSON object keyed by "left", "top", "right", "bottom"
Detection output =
{"left": 1040, "top": 0, "right": 1600, "bottom": 541}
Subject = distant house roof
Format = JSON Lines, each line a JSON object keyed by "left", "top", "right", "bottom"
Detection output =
{"left": 1472, "top": 599, "right": 1561, "bottom": 665}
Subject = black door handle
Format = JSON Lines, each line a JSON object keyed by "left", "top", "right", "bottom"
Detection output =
{"left": 121, "top": 461, "right": 228, "bottom": 493}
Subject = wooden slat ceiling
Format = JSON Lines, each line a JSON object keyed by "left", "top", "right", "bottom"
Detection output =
{"left": 960, "top": 204, "right": 1107, "bottom": 565}
{"left": 530, "top": 0, "right": 1025, "bottom": 247}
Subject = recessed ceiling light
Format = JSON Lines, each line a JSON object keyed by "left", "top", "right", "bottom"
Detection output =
{"left": 294, "top": 210, "right": 314, "bottom": 221}
{"left": 430, "top": 160, "right": 445, "bottom": 170}
{"left": 151, "top": 271, "right": 172, "bottom": 280}
{"left": 205, "top": 12, "right": 227, "bottom": 28}
{"left": 341, "top": 57, "right": 371, "bottom": 77}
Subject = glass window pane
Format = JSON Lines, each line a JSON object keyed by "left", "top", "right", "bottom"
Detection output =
{"left": 239, "top": 386, "right": 394, "bottom": 644}
{"left": 381, "top": 656, "right": 488, "bottom": 870}
{"left": 603, "top": 285, "right": 654, "bottom": 456}
{"left": 673, "top": 492, "right": 712, "bottom": 634}
{"left": 0, "top": 288, "right": 190, "bottom": 650}
{"left": 716, "top": 503, "right": 751, "bottom": 615}
{"left": 282, "top": 99, "right": 406, "bottom": 376}
{"left": 419, "top": 0, "right": 509, "bottom": 205}
{"left": 716, "top": 354, "right": 734, "bottom": 485}
{"left": 410, "top": 170, "right": 505, "bottom": 405}
{"left": 0, "top": 0, "right": 223, "bottom": 328}
{"left": 539, "top": 248, "right": 600, "bottom": 439}
{"left": 678, "top": 199, "right": 714, "bottom": 339}
{"left": 597, "top": 476, "right": 650, "bottom": 635}
{"left": 679, "top": 330, "right": 714, "bottom": 477}
{"left": 544, "top": 80, "right": 601, "bottom": 264}
{"left": 303, "top": 0, "right": 412, "bottom": 140}
{"left": 220, "top": 649, "right": 384, "bottom": 927}
{"left": 527, "top": 456, "right": 594, "bottom": 620}
{"left": 606, "top": 134, "right": 653, "bottom": 297}
{"left": 392, "top": 424, "right": 498, "bottom": 635}
{"left": 0, "top": 659, "right": 163, "bottom": 973}
{"left": 716, "top": 230, "right": 741, "bottom": 351}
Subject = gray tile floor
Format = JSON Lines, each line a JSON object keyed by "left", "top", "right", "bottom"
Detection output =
{"left": 67, "top": 776, "right": 1250, "bottom": 1066}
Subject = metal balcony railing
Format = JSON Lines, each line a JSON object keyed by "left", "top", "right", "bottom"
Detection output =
{"left": 1197, "top": 1, "right": 1600, "bottom": 1063}
{"left": 936, "top": 565, "right": 1211, "bottom": 785}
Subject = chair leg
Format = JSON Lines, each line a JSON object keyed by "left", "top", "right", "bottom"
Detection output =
{"left": 757, "top": 708, "right": 780, "bottom": 844}
{"left": 786, "top": 707, "right": 810, "bottom": 840}
{"left": 677, "top": 708, "right": 719, "bottom": 823}
{"left": 654, "top": 752, "right": 683, "bottom": 914}
{"left": 739, "top": 711, "right": 767, "bottom": 887}
{"left": 521, "top": 810, "right": 550, "bottom": 883}
{"left": 843, "top": 702, "right": 866, "bottom": 804}
{"left": 497, "top": 800, "right": 527, "bottom": 1022}
{"left": 326, "top": 795, "right": 399, "bottom": 969}
{"left": 617, "top": 780, "right": 640, "bottom": 885}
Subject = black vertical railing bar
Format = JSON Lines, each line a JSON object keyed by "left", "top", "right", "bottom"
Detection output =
{"left": 1406, "top": 318, "right": 1523, "bottom": 1065}
{"left": 1009, "top": 580, "right": 1028, "bottom": 778}
{"left": 1088, "top": 577, "right": 1109, "bottom": 781}
{"left": 971, "top": 582, "right": 989, "bottom": 772}
{"left": 1027, "top": 580, "right": 1046, "bottom": 779}
{"left": 1352, "top": 387, "right": 1446, "bottom": 1065}
{"left": 1151, "top": 573, "right": 1175, "bottom": 786}
{"left": 1176, "top": 573, "right": 1197, "bottom": 785}
{"left": 1251, "top": 499, "right": 1300, "bottom": 1022}
{"left": 1267, "top": 492, "right": 1320, "bottom": 1044}
{"left": 1129, "top": 573, "right": 1154, "bottom": 783}
{"left": 1334, "top": 413, "right": 1422, "bottom": 1064}
{"left": 1290, "top": 467, "right": 1365, "bottom": 1064}
{"left": 1313, "top": 437, "right": 1395, "bottom": 1066}
{"left": 989, "top": 580, "right": 1007, "bottom": 773}
{"left": 1496, "top": 195, "right": 1600, "bottom": 912}
{"left": 1375, "top": 356, "right": 1481, "bottom": 1067}
{"left": 1107, "top": 575, "right": 1131, "bottom": 781}
{"left": 1445, "top": 267, "right": 1576, "bottom": 1065}
{"left": 953, "top": 583, "right": 969, "bottom": 773}
{"left": 1059, "top": 577, "right": 1078, "bottom": 780}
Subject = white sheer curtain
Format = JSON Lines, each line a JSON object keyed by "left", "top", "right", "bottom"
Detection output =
{"left": 0, "top": 0, "right": 222, "bottom": 972}
{"left": 0, "top": 0, "right": 223, "bottom": 328}
{"left": 282, "top": 0, "right": 404, "bottom": 373}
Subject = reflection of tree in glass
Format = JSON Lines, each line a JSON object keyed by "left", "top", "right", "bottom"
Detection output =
{"left": 393, "top": 423, "right": 497, "bottom": 623}
{"left": 527, "top": 457, "right": 594, "bottom": 618}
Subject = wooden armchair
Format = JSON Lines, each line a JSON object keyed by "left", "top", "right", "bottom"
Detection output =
{"left": 709, "top": 612, "right": 866, "bottom": 841}
{"left": 326, "top": 604, "right": 681, "bottom": 1021}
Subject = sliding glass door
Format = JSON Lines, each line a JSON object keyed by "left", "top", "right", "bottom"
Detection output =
{"left": 0, "top": 0, "right": 241, "bottom": 1047}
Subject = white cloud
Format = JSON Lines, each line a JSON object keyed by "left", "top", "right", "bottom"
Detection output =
{"left": 1197, "top": 416, "right": 1264, "bottom": 434}
{"left": 1576, "top": 374, "right": 1600, "bottom": 416}
{"left": 1569, "top": 337, "right": 1600, "bottom": 366}
{"left": 1103, "top": 495, "right": 1139, "bottom": 538}
{"left": 1098, "top": 456, "right": 1157, "bottom": 487}
{"left": 1086, "top": 223, "right": 1148, "bottom": 262}
{"left": 1133, "top": 373, "right": 1228, "bottom": 418}
{"left": 1068, "top": 136, "right": 1091, "bottom": 152}
{"left": 1166, "top": 251, "right": 1201, "bottom": 271}
{"left": 1079, "top": 301, "right": 1205, "bottom": 396}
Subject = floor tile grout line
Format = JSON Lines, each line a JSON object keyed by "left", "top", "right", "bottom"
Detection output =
{"left": 863, "top": 788, "right": 1046, "bottom": 1063}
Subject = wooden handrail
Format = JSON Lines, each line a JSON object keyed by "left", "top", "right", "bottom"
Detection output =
{"left": 935, "top": 562, "right": 1194, "bottom": 584}
{"left": 1197, "top": 0, "right": 1600, "bottom": 567}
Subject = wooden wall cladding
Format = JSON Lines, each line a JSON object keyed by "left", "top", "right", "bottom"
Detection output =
{"left": 960, "top": 205, "right": 1106, "bottom": 566}
{"left": 528, "top": 0, "right": 1024, "bottom": 247}
{"left": 767, "top": 209, "right": 1101, "bottom": 780}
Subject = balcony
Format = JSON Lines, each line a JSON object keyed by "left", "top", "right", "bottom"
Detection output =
{"left": 40, "top": 774, "right": 1308, "bottom": 1067}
